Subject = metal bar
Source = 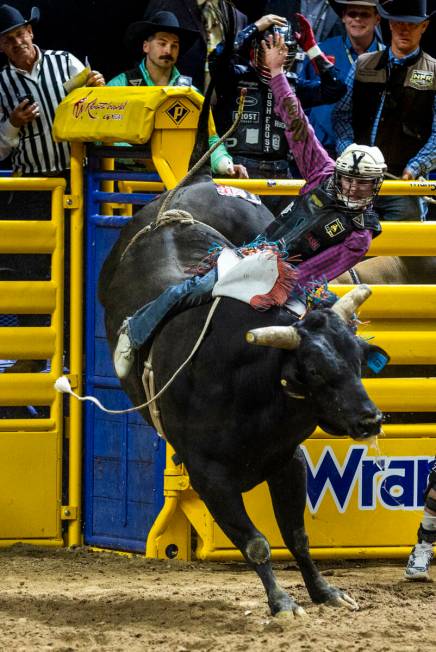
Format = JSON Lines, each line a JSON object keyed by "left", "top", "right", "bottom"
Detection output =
{"left": 0, "top": 177, "right": 67, "bottom": 191}
{"left": 0, "top": 327, "right": 56, "bottom": 358}
{"left": 311, "top": 424, "right": 436, "bottom": 438}
{"left": 94, "top": 172, "right": 161, "bottom": 182}
{"left": 101, "top": 156, "right": 114, "bottom": 216}
{"left": 363, "top": 377, "right": 436, "bottom": 410}
{"left": 355, "top": 329, "right": 436, "bottom": 364}
{"left": 210, "top": 178, "right": 436, "bottom": 196}
{"left": 88, "top": 215, "right": 131, "bottom": 227}
{"left": 68, "top": 142, "right": 84, "bottom": 547}
{"left": 0, "top": 281, "right": 56, "bottom": 313}
{"left": 332, "top": 285, "right": 436, "bottom": 318}
{"left": 0, "top": 373, "right": 57, "bottom": 405}
{"left": 0, "top": 538, "right": 63, "bottom": 547}
{"left": 92, "top": 191, "right": 159, "bottom": 204}
{"left": 0, "top": 222, "right": 57, "bottom": 252}
{"left": 50, "top": 183, "right": 65, "bottom": 546}
{"left": 201, "top": 546, "right": 417, "bottom": 561}
{"left": 0, "top": 419, "right": 55, "bottom": 432}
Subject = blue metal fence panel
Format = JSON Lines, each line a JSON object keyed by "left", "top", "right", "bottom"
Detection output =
{"left": 84, "top": 157, "right": 165, "bottom": 553}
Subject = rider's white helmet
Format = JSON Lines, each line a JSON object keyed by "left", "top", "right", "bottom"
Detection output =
{"left": 334, "top": 144, "right": 387, "bottom": 210}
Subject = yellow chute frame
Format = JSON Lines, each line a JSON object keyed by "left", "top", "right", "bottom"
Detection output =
{"left": 53, "top": 86, "right": 218, "bottom": 189}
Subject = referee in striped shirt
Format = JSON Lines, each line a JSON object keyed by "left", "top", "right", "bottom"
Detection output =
{"left": 0, "top": 4, "right": 104, "bottom": 374}
{"left": 0, "top": 4, "right": 104, "bottom": 269}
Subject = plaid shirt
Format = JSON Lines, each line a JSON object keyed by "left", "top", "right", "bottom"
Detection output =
{"left": 333, "top": 47, "right": 436, "bottom": 177}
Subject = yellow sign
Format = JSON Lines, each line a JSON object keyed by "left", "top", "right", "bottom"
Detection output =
{"left": 52, "top": 86, "right": 205, "bottom": 144}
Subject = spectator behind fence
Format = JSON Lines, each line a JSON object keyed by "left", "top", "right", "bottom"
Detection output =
{"left": 0, "top": 4, "right": 104, "bottom": 183}
{"left": 209, "top": 12, "right": 346, "bottom": 215}
{"left": 333, "top": 0, "right": 436, "bottom": 221}
{"left": 235, "top": 0, "right": 345, "bottom": 41}
{"left": 143, "top": 0, "right": 247, "bottom": 91}
{"left": 300, "top": 0, "right": 384, "bottom": 159}
{"left": 0, "top": 4, "right": 104, "bottom": 375}
{"left": 405, "top": 456, "right": 436, "bottom": 580}
{"left": 107, "top": 10, "right": 247, "bottom": 179}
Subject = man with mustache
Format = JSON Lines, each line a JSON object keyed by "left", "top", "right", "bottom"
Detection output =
{"left": 108, "top": 10, "right": 247, "bottom": 178}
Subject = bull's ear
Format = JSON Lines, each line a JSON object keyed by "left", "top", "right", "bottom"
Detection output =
{"left": 362, "top": 342, "right": 390, "bottom": 374}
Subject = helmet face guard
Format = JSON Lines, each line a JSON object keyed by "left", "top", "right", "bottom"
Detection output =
{"left": 252, "top": 22, "right": 298, "bottom": 85}
{"left": 334, "top": 145, "right": 386, "bottom": 211}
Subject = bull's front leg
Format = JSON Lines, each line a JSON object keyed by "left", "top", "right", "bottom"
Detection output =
{"left": 189, "top": 467, "right": 307, "bottom": 618}
{"left": 267, "top": 446, "right": 358, "bottom": 611}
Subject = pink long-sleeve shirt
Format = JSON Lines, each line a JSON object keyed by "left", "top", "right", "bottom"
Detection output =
{"left": 270, "top": 73, "right": 373, "bottom": 286}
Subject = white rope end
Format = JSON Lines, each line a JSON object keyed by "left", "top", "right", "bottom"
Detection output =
{"left": 54, "top": 375, "right": 73, "bottom": 394}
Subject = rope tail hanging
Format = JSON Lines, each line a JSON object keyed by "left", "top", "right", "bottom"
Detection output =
{"left": 54, "top": 297, "right": 222, "bottom": 415}
{"left": 120, "top": 89, "right": 247, "bottom": 262}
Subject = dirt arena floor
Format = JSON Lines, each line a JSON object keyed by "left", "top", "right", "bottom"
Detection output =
{"left": 0, "top": 545, "right": 434, "bottom": 652}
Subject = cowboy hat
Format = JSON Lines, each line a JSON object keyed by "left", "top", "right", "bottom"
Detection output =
{"left": 377, "top": 0, "right": 436, "bottom": 23}
{"left": 0, "top": 4, "right": 39, "bottom": 35}
{"left": 329, "top": 0, "right": 379, "bottom": 17}
{"left": 124, "top": 10, "right": 200, "bottom": 55}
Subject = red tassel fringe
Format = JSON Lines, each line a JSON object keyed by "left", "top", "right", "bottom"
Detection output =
{"left": 250, "top": 256, "right": 298, "bottom": 311}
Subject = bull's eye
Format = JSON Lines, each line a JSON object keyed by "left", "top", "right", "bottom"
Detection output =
{"left": 306, "top": 367, "right": 324, "bottom": 385}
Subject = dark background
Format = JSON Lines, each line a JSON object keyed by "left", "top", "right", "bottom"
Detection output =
{"left": 5, "top": 0, "right": 436, "bottom": 81}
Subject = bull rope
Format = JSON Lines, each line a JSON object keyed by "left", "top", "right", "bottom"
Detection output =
{"left": 55, "top": 297, "right": 222, "bottom": 415}
{"left": 120, "top": 89, "right": 247, "bottom": 262}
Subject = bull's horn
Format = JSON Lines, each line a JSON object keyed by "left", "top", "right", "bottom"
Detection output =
{"left": 331, "top": 284, "right": 372, "bottom": 322}
{"left": 246, "top": 325, "right": 301, "bottom": 350}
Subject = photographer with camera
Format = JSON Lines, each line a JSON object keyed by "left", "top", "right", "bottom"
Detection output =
{"left": 210, "top": 12, "right": 346, "bottom": 214}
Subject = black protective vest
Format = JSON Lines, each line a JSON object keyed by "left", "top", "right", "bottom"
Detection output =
{"left": 265, "top": 179, "right": 381, "bottom": 260}
{"left": 225, "top": 77, "right": 290, "bottom": 160}
{"left": 124, "top": 66, "right": 192, "bottom": 87}
{"left": 352, "top": 49, "right": 436, "bottom": 176}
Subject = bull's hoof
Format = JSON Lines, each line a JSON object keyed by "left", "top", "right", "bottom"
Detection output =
{"left": 275, "top": 606, "right": 308, "bottom": 620}
{"left": 325, "top": 590, "right": 359, "bottom": 611}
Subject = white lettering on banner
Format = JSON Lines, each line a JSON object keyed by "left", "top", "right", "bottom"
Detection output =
{"left": 232, "top": 111, "right": 260, "bottom": 123}
{"left": 301, "top": 445, "right": 433, "bottom": 514}
{"left": 264, "top": 88, "right": 273, "bottom": 153}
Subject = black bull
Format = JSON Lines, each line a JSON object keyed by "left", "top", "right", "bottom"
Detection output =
{"left": 99, "top": 176, "right": 385, "bottom": 617}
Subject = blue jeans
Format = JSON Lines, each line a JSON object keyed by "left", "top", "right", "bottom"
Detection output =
{"left": 374, "top": 195, "right": 426, "bottom": 221}
{"left": 126, "top": 268, "right": 217, "bottom": 350}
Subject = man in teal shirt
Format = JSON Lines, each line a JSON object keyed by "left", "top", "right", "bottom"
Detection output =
{"left": 108, "top": 10, "right": 248, "bottom": 178}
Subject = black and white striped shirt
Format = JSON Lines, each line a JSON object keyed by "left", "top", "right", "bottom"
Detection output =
{"left": 0, "top": 46, "right": 84, "bottom": 174}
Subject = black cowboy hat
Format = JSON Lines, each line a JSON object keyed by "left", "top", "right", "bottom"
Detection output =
{"left": 0, "top": 4, "right": 39, "bottom": 35}
{"left": 124, "top": 10, "right": 200, "bottom": 55}
{"left": 329, "top": 0, "right": 379, "bottom": 17}
{"left": 377, "top": 0, "right": 436, "bottom": 23}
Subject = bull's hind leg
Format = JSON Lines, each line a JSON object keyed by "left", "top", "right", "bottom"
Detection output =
{"left": 191, "top": 472, "right": 306, "bottom": 617}
{"left": 267, "top": 446, "right": 358, "bottom": 611}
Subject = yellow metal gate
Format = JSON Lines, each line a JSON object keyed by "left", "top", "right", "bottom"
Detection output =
{"left": 0, "top": 148, "right": 85, "bottom": 547}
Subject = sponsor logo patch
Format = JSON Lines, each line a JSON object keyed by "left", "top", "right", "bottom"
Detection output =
{"left": 165, "top": 101, "right": 190, "bottom": 125}
{"left": 310, "top": 193, "right": 324, "bottom": 208}
{"left": 325, "top": 218, "right": 345, "bottom": 238}
{"left": 352, "top": 213, "right": 365, "bottom": 227}
{"left": 305, "top": 232, "right": 320, "bottom": 251}
{"left": 409, "top": 69, "right": 434, "bottom": 89}
{"left": 216, "top": 185, "right": 261, "bottom": 205}
{"left": 233, "top": 110, "right": 260, "bottom": 123}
